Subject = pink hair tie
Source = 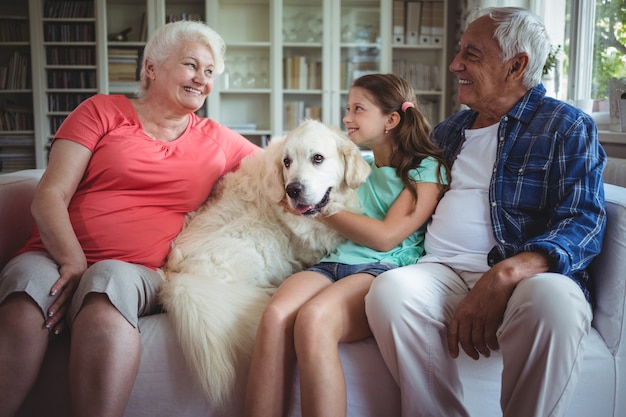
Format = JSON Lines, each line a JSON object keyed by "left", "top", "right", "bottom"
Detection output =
{"left": 402, "top": 101, "right": 415, "bottom": 112}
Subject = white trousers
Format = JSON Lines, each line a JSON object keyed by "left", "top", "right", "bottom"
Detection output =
{"left": 365, "top": 262, "right": 591, "bottom": 417}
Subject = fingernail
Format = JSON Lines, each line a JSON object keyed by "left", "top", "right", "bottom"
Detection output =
{"left": 50, "top": 290, "right": 57, "bottom": 296}
{"left": 54, "top": 328, "right": 60, "bottom": 335}
{"left": 47, "top": 311, "right": 54, "bottom": 318}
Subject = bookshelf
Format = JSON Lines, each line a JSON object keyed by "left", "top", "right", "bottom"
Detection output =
{"left": 8, "top": 0, "right": 448, "bottom": 172}
{"left": 207, "top": 0, "right": 446, "bottom": 143}
{"left": 102, "top": 0, "right": 149, "bottom": 95}
{"left": 205, "top": 0, "right": 272, "bottom": 145}
{"left": 0, "top": 7, "right": 37, "bottom": 173}
{"left": 29, "top": 0, "right": 99, "bottom": 164}
{"left": 391, "top": 0, "right": 447, "bottom": 123}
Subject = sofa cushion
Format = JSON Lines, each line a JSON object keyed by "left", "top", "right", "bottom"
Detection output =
{"left": 604, "top": 157, "right": 626, "bottom": 188}
{"left": 590, "top": 183, "right": 626, "bottom": 355}
{"left": 0, "top": 170, "right": 43, "bottom": 268}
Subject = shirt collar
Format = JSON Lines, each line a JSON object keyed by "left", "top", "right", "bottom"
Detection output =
{"left": 507, "top": 83, "right": 547, "bottom": 125}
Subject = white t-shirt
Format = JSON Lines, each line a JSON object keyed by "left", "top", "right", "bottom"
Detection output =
{"left": 421, "top": 123, "right": 499, "bottom": 272}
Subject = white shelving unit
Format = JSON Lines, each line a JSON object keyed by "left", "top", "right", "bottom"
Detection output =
{"left": 29, "top": 0, "right": 100, "bottom": 165}
{"left": 17, "top": 0, "right": 448, "bottom": 169}
{"left": 0, "top": 4, "right": 39, "bottom": 172}
{"left": 206, "top": 0, "right": 446, "bottom": 143}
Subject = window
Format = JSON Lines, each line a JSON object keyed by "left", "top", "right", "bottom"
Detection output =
{"left": 473, "top": 1, "right": 625, "bottom": 130}
{"left": 541, "top": 0, "right": 626, "bottom": 128}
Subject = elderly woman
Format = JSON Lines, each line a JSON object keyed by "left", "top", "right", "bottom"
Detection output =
{"left": 0, "top": 21, "right": 258, "bottom": 417}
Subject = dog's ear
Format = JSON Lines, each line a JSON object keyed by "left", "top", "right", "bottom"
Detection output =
{"left": 263, "top": 135, "right": 288, "bottom": 202}
{"left": 339, "top": 135, "right": 371, "bottom": 189}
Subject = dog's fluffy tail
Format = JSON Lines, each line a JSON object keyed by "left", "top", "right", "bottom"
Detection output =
{"left": 159, "top": 272, "right": 272, "bottom": 405}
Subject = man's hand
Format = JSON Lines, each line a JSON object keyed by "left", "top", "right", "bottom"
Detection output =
{"left": 447, "top": 266, "right": 514, "bottom": 360}
{"left": 447, "top": 252, "right": 552, "bottom": 360}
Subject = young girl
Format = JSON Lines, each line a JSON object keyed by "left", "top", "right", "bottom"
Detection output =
{"left": 243, "top": 73, "right": 449, "bottom": 417}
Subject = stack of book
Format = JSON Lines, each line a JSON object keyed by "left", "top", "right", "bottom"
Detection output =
{"left": 0, "top": 51, "right": 30, "bottom": 90}
{"left": 284, "top": 101, "right": 322, "bottom": 130}
{"left": 0, "top": 107, "right": 33, "bottom": 131}
{"left": 108, "top": 48, "right": 140, "bottom": 83}
{"left": 0, "top": 17, "right": 29, "bottom": 42}
{"left": 283, "top": 56, "right": 322, "bottom": 90}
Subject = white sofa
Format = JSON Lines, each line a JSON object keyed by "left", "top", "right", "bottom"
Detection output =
{"left": 2, "top": 164, "right": 625, "bottom": 417}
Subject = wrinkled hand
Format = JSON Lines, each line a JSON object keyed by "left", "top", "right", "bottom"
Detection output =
{"left": 45, "top": 261, "right": 86, "bottom": 335}
{"left": 447, "top": 267, "right": 515, "bottom": 360}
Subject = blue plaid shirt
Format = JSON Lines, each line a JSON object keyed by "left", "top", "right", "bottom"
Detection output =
{"left": 431, "top": 84, "right": 606, "bottom": 302}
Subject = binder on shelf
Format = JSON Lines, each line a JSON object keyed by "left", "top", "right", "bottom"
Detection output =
{"left": 431, "top": 1, "right": 445, "bottom": 46}
{"left": 419, "top": 1, "right": 434, "bottom": 45}
{"left": 405, "top": 1, "right": 422, "bottom": 45}
{"left": 393, "top": 1, "right": 405, "bottom": 44}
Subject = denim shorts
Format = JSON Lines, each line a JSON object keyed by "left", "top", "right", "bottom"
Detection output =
{"left": 306, "top": 261, "right": 398, "bottom": 283}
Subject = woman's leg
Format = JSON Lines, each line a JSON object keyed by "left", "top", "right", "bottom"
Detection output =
{"left": 0, "top": 293, "right": 50, "bottom": 417}
{"left": 69, "top": 293, "right": 140, "bottom": 417}
{"left": 244, "top": 271, "right": 331, "bottom": 417}
{"left": 67, "top": 260, "right": 162, "bottom": 417}
{"left": 0, "top": 252, "right": 62, "bottom": 417}
{"left": 294, "top": 273, "right": 375, "bottom": 417}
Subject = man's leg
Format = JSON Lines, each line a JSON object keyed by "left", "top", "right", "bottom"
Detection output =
{"left": 365, "top": 262, "right": 471, "bottom": 417}
{"left": 498, "top": 273, "right": 591, "bottom": 417}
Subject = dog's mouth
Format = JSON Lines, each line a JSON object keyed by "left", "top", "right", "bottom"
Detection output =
{"left": 291, "top": 187, "right": 332, "bottom": 216}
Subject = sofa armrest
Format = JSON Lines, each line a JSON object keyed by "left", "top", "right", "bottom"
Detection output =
{"left": 0, "top": 169, "right": 44, "bottom": 269}
{"left": 590, "top": 183, "right": 626, "bottom": 357}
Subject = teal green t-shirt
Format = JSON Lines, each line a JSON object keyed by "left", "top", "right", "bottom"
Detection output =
{"left": 322, "top": 154, "right": 445, "bottom": 267}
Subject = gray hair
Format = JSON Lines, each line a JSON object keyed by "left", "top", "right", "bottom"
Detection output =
{"left": 137, "top": 20, "right": 226, "bottom": 97}
{"left": 472, "top": 7, "right": 551, "bottom": 89}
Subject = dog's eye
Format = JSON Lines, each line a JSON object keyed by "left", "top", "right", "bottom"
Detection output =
{"left": 312, "top": 154, "right": 324, "bottom": 165}
{"left": 283, "top": 157, "right": 291, "bottom": 168}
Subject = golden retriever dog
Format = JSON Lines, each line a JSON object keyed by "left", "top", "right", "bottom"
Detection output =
{"left": 159, "top": 119, "right": 371, "bottom": 405}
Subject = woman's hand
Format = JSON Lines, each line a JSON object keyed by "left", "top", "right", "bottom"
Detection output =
{"left": 33, "top": 139, "right": 92, "bottom": 335}
{"left": 45, "top": 259, "right": 87, "bottom": 334}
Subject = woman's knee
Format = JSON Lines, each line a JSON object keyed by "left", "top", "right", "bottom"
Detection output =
{"left": 70, "top": 260, "right": 161, "bottom": 328}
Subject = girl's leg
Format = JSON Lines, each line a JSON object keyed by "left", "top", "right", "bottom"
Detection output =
{"left": 244, "top": 271, "right": 331, "bottom": 417}
{"left": 294, "top": 273, "right": 375, "bottom": 417}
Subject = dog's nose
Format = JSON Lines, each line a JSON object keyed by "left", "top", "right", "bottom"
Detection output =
{"left": 286, "top": 183, "right": 303, "bottom": 199}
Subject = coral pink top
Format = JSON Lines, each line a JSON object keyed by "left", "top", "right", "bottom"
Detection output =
{"left": 20, "top": 94, "right": 258, "bottom": 269}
